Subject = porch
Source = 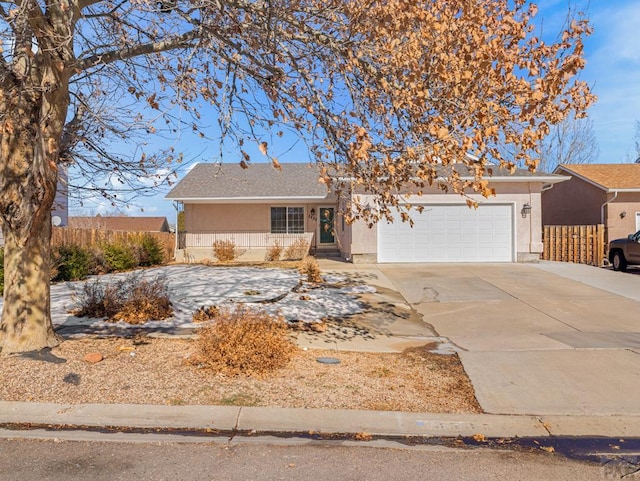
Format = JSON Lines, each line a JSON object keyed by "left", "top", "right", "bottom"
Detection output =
{"left": 176, "top": 231, "right": 318, "bottom": 262}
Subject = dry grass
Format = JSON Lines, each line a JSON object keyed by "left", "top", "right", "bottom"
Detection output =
{"left": 192, "top": 305, "right": 219, "bottom": 323}
{"left": 73, "top": 274, "right": 173, "bottom": 324}
{"left": 212, "top": 240, "right": 243, "bottom": 262}
{"left": 191, "top": 306, "right": 297, "bottom": 377}
{"left": 190, "top": 259, "right": 302, "bottom": 270}
{"left": 0, "top": 337, "right": 481, "bottom": 413}
{"left": 299, "top": 256, "right": 322, "bottom": 283}
{"left": 283, "top": 239, "right": 309, "bottom": 260}
{"left": 265, "top": 241, "right": 282, "bottom": 261}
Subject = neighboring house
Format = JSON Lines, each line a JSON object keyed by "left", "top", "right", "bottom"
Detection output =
{"left": 52, "top": 164, "right": 69, "bottom": 227}
{"left": 67, "top": 216, "right": 171, "bottom": 232}
{"left": 542, "top": 164, "right": 640, "bottom": 243}
{"left": 165, "top": 162, "right": 568, "bottom": 263}
{"left": 0, "top": 166, "right": 68, "bottom": 246}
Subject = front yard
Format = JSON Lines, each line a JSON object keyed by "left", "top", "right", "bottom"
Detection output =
{"left": 0, "top": 263, "right": 481, "bottom": 413}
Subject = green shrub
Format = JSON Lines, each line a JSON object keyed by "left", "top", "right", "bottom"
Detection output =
{"left": 52, "top": 244, "right": 92, "bottom": 282}
{"left": 137, "top": 234, "right": 165, "bottom": 266}
{"left": 101, "top": 241, "right": 137, "bottom": 272}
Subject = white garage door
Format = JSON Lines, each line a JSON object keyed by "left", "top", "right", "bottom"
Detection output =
{"left": 377, "top": 204, "right": 513, "bottom": 263}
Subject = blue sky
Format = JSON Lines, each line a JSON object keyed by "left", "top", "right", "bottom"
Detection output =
{"left": 71, "top": 0, "right": 640, "bottom": 223}
{"left": 539, "top": 0, "right": 640, "bottom": 162}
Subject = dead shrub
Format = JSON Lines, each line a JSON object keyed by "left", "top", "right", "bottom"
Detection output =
{"left": 213, "top": 240, "right": 241, "bottom": 262}
{"left": 299, "top": 256, "right": 322, "bottom": 283}
{"left": 192, "top": 305, "right": 219, "bottom": 323}
{"left": 265, "top": 240, "right": 282, "bottom": 261}
{"left": 73, "top": 273, "right": 173, "bottom": 324}
{"left": 191, "top": 306, "right": 297, "bottom": 376}
{"left": 283, "top": 238, "right": 309, "bottom": 260}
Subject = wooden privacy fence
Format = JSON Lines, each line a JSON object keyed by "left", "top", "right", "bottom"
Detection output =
{"left": 542, "top": 224, "right": 605, "bottom": 266}
{"left": 52, "top": 228, "right": 175, "bottom": 262}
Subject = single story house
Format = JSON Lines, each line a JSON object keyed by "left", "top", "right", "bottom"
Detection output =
{"left": 67, "top": 216, "right": 171, "bottom": 232}
{"left": 165, "top": 162, "right": 568, "bottom": 263}
{"left": 542, "top": 164, "right": 640, "bottom": 243}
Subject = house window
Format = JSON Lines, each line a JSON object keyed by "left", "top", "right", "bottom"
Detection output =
{"left": 271, "top": 207, "right": 304, "bottom": 234}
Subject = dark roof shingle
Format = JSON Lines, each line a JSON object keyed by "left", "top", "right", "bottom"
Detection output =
{"left": 165, "top": 163, "right": 331, "bottom": 200}
{"left": 166, "top": 161, "right": 563, "bottom": 201}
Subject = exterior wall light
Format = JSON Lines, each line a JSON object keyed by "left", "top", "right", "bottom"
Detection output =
{"left": 309, "top": 208, "right": 316, "bottom": 220}
{"left": 521, "top": 203, "right": 532, "bottom": 218}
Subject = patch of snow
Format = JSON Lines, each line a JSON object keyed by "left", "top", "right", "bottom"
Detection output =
{"left": 0, "top": 265, "right": 372, "bottom": 335}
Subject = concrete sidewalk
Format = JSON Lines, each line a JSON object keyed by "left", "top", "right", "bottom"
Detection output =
{"left": 4, "top": 401, "right": 640, "bottom": 439}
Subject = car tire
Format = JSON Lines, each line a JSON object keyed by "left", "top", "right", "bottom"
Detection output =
{"left": 612, "top": 251, "right": 627, "bottom": 271}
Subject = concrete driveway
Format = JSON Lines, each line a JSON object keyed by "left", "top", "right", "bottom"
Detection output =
{"left": 377, "top": 262, "right": 640, "bottom": 416}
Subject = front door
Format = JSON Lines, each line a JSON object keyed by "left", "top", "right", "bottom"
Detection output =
{"left": 319, "top": 207, "right": 336, "bottom": 244}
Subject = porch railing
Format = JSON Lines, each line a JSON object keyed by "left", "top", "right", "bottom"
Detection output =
{"left": 179, "top": 231, "right": 313, "bottom": 250}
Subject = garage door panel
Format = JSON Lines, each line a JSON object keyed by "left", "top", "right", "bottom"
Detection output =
{"left": 378, "top": 204, "right": 514, "bottom": 263}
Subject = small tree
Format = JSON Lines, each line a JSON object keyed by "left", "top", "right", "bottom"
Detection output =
{"left": 632, "top": 120, "right": 640, "bottom": 164}
{"left": 537, "top": 115, "right": 600, "bottom": 172}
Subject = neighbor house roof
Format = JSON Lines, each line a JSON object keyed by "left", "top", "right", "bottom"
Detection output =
{"left": 165, "top": 163, "right": 331, "bottom": 202}
{"left": 67, "top": 216, "right": 170, "bottom": 232}
{"left": 555, "top": 164, "right": 640, "bottom": 192}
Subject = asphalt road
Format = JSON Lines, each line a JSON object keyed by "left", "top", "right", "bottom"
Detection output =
{"left": 0, "top": 436, "right": 615, "bottom": 481}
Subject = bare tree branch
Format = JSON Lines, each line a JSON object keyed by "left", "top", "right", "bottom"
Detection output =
{"left": 76, "top": 29, "right": 201, "bottom": 71}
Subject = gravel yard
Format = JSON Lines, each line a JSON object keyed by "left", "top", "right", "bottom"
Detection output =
{"left": 0, "top": 264, "right": 481, "bottom": 413}
{"left": 0, "top": 337, "right": 481, "bottom": 413}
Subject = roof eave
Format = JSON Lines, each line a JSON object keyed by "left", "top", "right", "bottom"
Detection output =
{"left": 164, "top": 195, "right": 331, "bottom": 203}
{"left": 605, "top": 188, "right": 640, "bottom": 193}
{"left": 458, "top": 175, "right": 571, "bottom": 184}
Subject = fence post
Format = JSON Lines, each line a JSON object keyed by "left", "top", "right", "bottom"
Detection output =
{"left": 542, "top": 224, "right": 605, "bottom": 266}
{"left": 597, "top": 224, "right": 605, "bottom": 266}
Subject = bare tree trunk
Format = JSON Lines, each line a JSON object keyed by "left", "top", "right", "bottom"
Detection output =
{"left": 0, "top": 69, "right": 67, "bottom": 354}
{"left": 1, "top": 216, "right": 61, "bottom": 354}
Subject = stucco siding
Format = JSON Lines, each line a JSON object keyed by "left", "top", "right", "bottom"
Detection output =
{"left": 186, "top": 204, "right": 270, "bottom": 232}
{"left": 606, "top": 193, "right": 640, "bottom": 242}
{"left": 182, "top": 202, "right": 344, "bottom": 252}
{"left": 349, "top": 183, "right": 544, "bottom": 261}
{"left": 542, "top": 175, "right": 605, "bottom": 226}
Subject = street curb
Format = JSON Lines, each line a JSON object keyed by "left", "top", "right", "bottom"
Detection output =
{"left": 4, "top": 401, "right": 640, "bottom": 439}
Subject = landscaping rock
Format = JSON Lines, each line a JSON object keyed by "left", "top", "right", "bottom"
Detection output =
{"left": 84, "top": 352, "right": 103, "bottom": 364}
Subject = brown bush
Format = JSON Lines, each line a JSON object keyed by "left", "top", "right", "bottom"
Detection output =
{"left": 265, "top": 240, "right": 282, "bottom": 261}
{"left": 73, "top": 273, "right": 173, "bottom": 324}
{"left": 299, "top": 256, "right": 322, "bottom": 283}
{"left": 283, "top": 238, "right": 309, "bottom": 260}
{"left": 213, "top": 240, "right": 240, "bottom": 262}
{"left": 113, "top": 279, "right": 173, "bottom": 324}
{"left": 191, "top": 306, "right": 297, "bottom": 377}
{"left": 192, "top": 305, "right": 219, "bottom": 323}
